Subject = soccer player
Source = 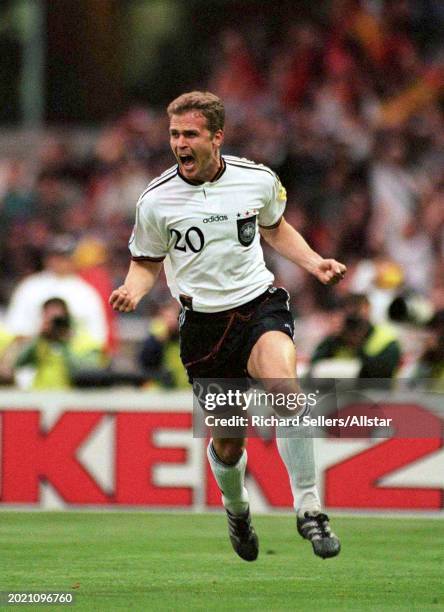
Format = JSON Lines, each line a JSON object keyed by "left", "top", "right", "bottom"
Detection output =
{"left": 110, "top": 91, "right": 346, "bottom": 562}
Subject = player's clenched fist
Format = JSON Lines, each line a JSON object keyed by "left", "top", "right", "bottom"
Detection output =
{"left": 313, "top": 259, "right": 347, "bottom": 285}
{"left": 109, "top": 286, "right": 137, "bottom": 312}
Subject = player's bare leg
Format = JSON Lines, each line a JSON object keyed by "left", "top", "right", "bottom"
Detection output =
{"left": 247, "top": 331, "right": 340, "bottom": 559}
{"left": 208, "top": 436, "right": 259, "bottom": 561}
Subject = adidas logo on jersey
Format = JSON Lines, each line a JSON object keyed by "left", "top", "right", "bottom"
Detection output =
{"left": 203, "top": 215, "right": 228, "bottom": 223}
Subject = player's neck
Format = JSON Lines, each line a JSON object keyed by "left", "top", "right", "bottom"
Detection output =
{"left": 208, "top": 156, "right": 225, "bottom": 182}
{"left": 200, "top": 156, "right": 224, "bottom": 183}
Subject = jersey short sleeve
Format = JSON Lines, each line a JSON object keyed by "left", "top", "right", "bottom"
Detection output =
{"left": 129, "top": 200, "right": 168, "bottom": 262}
{"left": 258, "top": 174, "right": 287, "bottom": 229}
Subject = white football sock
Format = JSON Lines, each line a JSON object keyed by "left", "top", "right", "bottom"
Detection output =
{"left": 276, "top": 408, "right": 321, "bottom": 517}
{"left": 207, "top": 440, "right": 249, "bottom": 516}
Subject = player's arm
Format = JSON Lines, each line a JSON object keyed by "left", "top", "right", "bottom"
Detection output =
{"left": 109, "top": 260, "right": 162, "bottom": 312}
{"left": 260, "top": 217, "right": 346, "bottom": 285}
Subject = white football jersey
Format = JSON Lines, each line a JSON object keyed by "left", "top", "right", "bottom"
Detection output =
{"left": 129, "top": 155, "right": 286, "bottom": 312}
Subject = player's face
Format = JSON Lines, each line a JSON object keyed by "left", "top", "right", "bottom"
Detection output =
{"left": 169, "top": 111, "right": 224, "bottom": 183}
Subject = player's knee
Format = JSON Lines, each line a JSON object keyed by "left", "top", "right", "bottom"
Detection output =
{"left": 262, "top": 379, "right": 305, "bottom": 418}
{"left": 264, "top": 378, "right": 300, "bottom": 396}
{"left": 213, "top": 439, "right": 244, "bottom": 465}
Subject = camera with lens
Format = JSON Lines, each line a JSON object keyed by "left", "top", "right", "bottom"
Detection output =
{"left": 340, "top": 314, "right": 370, "bottom": 348}
{"left": 45, "top": 314, "right": 71, "bottom": 340}
{"left": 388, "top": 292, "right": 433, "bottom": 325}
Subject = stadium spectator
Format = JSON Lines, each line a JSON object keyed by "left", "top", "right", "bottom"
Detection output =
{"left": 138, "top": 301, "right": 188, "bottom": 389}
{"left": 335, "top": 188, "right": 373, "bottom": 262}
{"left": 14, "top": 297, "right": 104, "bottom": 389}
{"left": 0, "top": 159, "right": 34, "bottom": 231}
{"left": 0, "top": 324, "right": 16, "bottom": 385}
{"left": 310, "top": 293, "right": 401, "bottom": 380}
{"left": 73, "top": 236, "right": 119, "bottom": 354}
{"left": 90, "top": 159, "right": 151, "bottom": 225}
{"left": 209, "top": 30, "right": 263, "bottom": 104}
{"left": 348, "top": 256, "right": 405, "bottom": 323}
{"left": 268, "top": 23, "right": 324, "bottom": 111}
{"left": 386, "top": 218, "right": 435, "bottom": 295}
{"left": 369, "top": 132, "right": 420, "bottom": 253}
{"left": 5, "top": 235, "right": 108, "bottom": 348}
{"left": 410, "top": 309, "right": 444, "bottom": 390}
{"left": 32, "top": 170, "right": 81, "bottom": 234}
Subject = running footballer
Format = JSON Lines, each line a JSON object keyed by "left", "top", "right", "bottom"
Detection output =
{"left": 110, "top": 91, "right": 346, "bottom": 562}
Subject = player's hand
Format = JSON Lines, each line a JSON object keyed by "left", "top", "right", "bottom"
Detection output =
{"left": 312, "top": 259, "right": 347, "bottom": 285}
{"left": 109, "top": 286, "right": 138, "bottom": 312}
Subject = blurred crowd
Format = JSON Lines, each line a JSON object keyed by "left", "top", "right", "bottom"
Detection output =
{"left": 0, "top": 0, "right": 443, "bottom": 388}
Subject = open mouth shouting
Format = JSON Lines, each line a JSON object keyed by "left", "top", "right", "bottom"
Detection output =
{"left": 178, "top": 153, "right": 196, "bottom": 173}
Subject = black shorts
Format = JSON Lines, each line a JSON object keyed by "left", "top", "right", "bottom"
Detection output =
{"left": 179, "top": 287, "right": 294, "bottom": 382}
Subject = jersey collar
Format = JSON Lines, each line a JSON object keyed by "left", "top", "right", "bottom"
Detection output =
{"left": 177, "top": 157, "right": 226, "bottom": 186}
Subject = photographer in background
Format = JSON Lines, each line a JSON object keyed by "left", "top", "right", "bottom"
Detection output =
{"left": 310, "top": 294, "right": 401, "bottom": 380}
{"left": 15, "top": 297, "right": 104, "bottom": 389}
{"left": 138, "top": 301, "right": 188, "bottom": 389}
{"left": 411, "top": 310, "right": 444, "bottom": 390}
{"left": 5, "top": 235, "right": 108, "bottom": 350}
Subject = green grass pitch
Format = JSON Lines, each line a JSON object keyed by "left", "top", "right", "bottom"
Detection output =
{"left": 0, "top": 512, "right": 443, "bottom": 611}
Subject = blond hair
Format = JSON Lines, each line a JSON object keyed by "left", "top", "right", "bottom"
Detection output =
{"left": 167, "top": 91, "right": 225, "bottom": 134}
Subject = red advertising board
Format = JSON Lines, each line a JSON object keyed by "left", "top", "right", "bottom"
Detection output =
{"left": 0, "top": 391, "right": 442, "bottom": 511}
